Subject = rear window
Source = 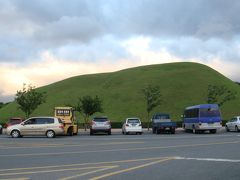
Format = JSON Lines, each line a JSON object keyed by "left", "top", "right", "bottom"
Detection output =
{"left": 153, "top": 114, "right": 170, "bottom": 119}
{"left": 127, "top": 119, "right": 140, "bottom": 123}
{"left": 200, "top": 108, "right": 221, "bottom": 117}
{"left": 93, "top": 118, "right": 108, "bottom": 122}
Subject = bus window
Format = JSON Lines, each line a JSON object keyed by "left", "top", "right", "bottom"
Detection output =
{"left": 200, "top": 108, "right": 220, "bottom": 117}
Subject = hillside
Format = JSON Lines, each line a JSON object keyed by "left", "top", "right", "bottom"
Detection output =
{"left": 0, "top": 62, "right": 240, "bottom": 123}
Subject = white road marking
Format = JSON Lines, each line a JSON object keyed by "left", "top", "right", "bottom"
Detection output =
{"left": 175, "top": 157, "right": 240, "bottom": 162}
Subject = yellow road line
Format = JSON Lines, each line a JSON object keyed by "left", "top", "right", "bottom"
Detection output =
{"left": 0, "top": 157, "right": 171, "bottom": 172}
{"left": 1, "top": 140, "right": 239, "bottom": 157}
{"left": 0, "top": 166, "right": 114, "bottom": 176}
{"left": 0, "top": 178, "right": 30, "bottom": 180}
{"left": 0, "top": 141, "right": 144, "bottom": 150}
{"left": 89, "top": 158, "right": 173, "bottom": 180}
{"left": 59, "top": 166, "right": 118, "bottom": 180}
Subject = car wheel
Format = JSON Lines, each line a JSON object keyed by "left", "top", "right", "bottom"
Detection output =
{"left": 11, "top": 130, "right": 20, "bottom": 138}
{"left": 226, "top": 126, "right": 230, "bottom": 132}
{"left": 108, "top": 130, "right": 111, "bottom": 135}
{"left": 67, "top": 128, "right": 73, "bottom": 136}
{"left": 171, "top": 129, "right": 175, "bottom": 134}
{"left": 138, "top": 132, "right": 142, "bottom": 135}
{"left": 90, "top": 130, "right": 94, "bottom": 135}
{"left": 235, "top": 126, "right": 240, "bottom": 132}
{"left": 122, "top": 131, "right": 124, "bottom": 135}
{"left": 46, "top": 130, "right": 55, "bottom": 138}
{"left": 152, "top": 128, "right": 156, "bottom": 134}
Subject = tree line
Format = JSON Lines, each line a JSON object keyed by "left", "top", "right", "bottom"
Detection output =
{"left": 13, "top": 83, "right": 236, "bottom": 130}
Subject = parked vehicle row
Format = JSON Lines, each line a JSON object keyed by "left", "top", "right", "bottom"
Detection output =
{"left": 2, "top": 104, "right": 240, "bottom": 138}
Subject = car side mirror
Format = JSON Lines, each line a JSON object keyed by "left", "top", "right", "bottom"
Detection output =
{"left": 21, "top": 122, "right": 25, "bottom": 126}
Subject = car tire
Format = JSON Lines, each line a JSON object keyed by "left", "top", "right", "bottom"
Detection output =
{"left": 171, "top": 129, "right": 175, "bottom": 134}
{"left": 108, "top": 130, "right": 111, "bottom": 135}
{"left": 122, "top": 131, "right": 124, "bottom": 135}
{"left": 90, "top": 130, "right": 94, "bottom": 135}
{"left": 11, "top": 130, "right": 20, "bottom": 138}
{"left": 152, "top": 128, "right": 156, "bottom": 134}
{"left": 226, "top": 126, "right": 230, "bottom": 132}
{"left": 138, "top": 132, "right": 142, "bottom": 135}
{"left": 46, "top": 130, "right": 55, "bottom": 138}
{"left": 235, "top": 126, "right": 240, "bottom": 132}
{"left": 67, "top": 128, "right": 73, "bottom": 136}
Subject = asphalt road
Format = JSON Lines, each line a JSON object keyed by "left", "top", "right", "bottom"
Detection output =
{"left": 0, "top": 128, "right": 240, "bottom": 180}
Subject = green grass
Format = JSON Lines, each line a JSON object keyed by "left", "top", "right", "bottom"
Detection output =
{"left": 1, "top": 62, "right": 240, "bottom": 124}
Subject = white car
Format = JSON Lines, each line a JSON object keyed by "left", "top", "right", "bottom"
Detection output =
{"left": 122, "top": 118, "right": 142, "bottom": 135}
{"left": 225, "top": 116, "right": 240, "bottom": 132}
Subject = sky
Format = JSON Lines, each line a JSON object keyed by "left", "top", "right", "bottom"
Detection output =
{"left": 1, "top": 0, "right": 240, "bottom": 102}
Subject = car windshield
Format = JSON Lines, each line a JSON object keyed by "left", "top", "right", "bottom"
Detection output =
{"left": 127, "top": 119, "right": 140, "bottom": 123}
{"left": 93, "top": 118, "right": 108, "bottom": 122}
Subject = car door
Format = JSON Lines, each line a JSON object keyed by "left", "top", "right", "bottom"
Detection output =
{"left": 21, "top": 118, "right": 37, "bottom": 135}
{"left": 34, "top": 118, "right": 48, "bottom": 135}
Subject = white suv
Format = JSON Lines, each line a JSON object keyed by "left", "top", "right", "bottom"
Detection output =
{"left": 7, "top": 117, "right": 64, "bottom": 138}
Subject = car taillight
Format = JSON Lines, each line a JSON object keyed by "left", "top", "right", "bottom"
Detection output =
{"left": 59, "top": 125, "right": 64, "bottom": 129}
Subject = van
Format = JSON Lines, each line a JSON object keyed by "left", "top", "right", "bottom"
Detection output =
{"left": 6, "top": 117, "right": 64, "bottom": 138}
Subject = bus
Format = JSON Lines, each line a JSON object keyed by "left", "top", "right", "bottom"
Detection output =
{"left": 182, "top": 104, "right": 222, "bottom": 134}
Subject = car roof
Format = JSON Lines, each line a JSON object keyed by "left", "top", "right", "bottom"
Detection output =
{"left": 126, "top": 117, "right": 140, "bottom": 120}
{"left": 26, "top": 116, "right": 56, "bottom": 119}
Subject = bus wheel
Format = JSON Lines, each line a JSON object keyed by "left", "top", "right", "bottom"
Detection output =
{"left": 210, "top": 129, "right": 216, "bottom": 134}
{"left": 192, "top": 126, "right": 196, "bottom": 134}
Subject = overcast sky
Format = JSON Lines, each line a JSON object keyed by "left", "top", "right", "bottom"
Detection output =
{"left": 1, "top": 0, "right": 240, "bottom": 102}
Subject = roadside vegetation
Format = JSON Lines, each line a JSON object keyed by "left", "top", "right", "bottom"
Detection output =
{"left": 142, "top": 85, "right": 162, "bottom": 130}
{"left": 15, "top": 84, "right": 46, "bottom": 118}
{"left": 73, "top": 95, "right": 103, "bottom": 130}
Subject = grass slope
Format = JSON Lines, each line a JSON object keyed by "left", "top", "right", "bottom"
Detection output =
{"left": 1, "top": 62, "right": 240, "bottom": 123}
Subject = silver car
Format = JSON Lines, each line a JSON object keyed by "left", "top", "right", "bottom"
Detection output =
{"left": 226, "top": 116, "right": 240, "bottom": 132}
{"left": 7, "top": 117, "right": 64, "bottom": 138}
{"left": 90, "top": 117, "right": 111, "bottom": 135}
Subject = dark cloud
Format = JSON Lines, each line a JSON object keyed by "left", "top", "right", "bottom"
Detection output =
{"left": 1, "top": 0, "right": 240, "bottom": 63}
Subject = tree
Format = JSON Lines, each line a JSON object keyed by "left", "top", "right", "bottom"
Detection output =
{"left": 15, "top": 84, "right": 46, "bottom": 118}
{"left": 207, "top": 85, "right": 236, "bottom": 107}
{"left": 75, "top": 95, "right": 103, "bottom": 130}
{"left": 142, "top": 85, "right": 163, "bottom": 130}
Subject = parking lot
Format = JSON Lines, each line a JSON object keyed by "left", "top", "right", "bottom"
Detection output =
{"left": 0, "top": 128, "right": 240, "bottom": 180}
